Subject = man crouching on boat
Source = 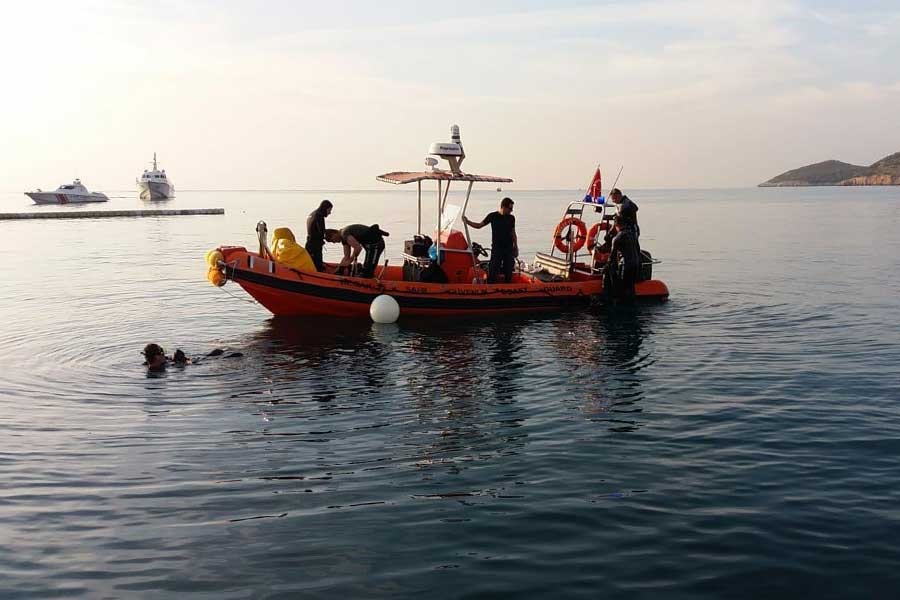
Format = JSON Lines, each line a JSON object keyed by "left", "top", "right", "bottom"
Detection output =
{"left": 329, "top": 224, "right": 390, "bottom": 277}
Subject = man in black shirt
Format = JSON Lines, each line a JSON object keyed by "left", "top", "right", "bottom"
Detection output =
{"left": 463, "top": 197, "right": 518, "bottom": 283}
{"left": 336, "top": 223, "right": 390, "bottom": 277}
{"left": 305, "top": 199, "right": 333, "bottom": 272}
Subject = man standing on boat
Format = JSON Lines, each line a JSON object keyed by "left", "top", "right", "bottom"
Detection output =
{"left": 463, "top": 197, "right": 519, "bottom": 283}
{"left": 609, "top": 188, "right": 639, "bottom": 238}
{"left": 305, "top": 199, "right": 333, "bottom": 272}
{"left": 606, "top": 188, "right": 643, "bottom": 279}
{"left": 607, "top": 216, "right": 641, "bottom": 302}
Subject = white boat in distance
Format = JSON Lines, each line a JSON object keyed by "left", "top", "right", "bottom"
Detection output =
{"left": 25, "top": 179, "right": 109, "bottom": 205}
{"left": 137, "top": 153, "right": 174, "bottom": 200}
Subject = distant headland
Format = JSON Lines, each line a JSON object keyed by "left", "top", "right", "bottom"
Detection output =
{"left": 759, "top": 152, "right": 900, "bottom": 187}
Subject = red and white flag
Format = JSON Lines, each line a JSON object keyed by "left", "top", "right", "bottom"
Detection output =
{"left": 587, "top": 167, "right": 602, "bottom": 200}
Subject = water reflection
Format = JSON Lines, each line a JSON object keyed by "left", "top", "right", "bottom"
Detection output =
{"left": 397, "top": 318, "right": 528, "bottom": 475}
{"left": 251, "top": 316, "right": 392, "bottom": 403}
{"left": 229, "top": 307, "right": 655, "bottom": 480}
{"left": 567, "top": 306, "right": 653, "bottom": 431}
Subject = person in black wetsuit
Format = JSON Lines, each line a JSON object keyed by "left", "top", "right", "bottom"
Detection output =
{"left": 606, "top": 216, "right": 641, "bottom": 302}
{"left": 141, "top": 344, "right": 242, "bottom": 371}
{"left": 463, "top": 197, "right": 518, "bottom": 283}
{"left": 606, "top": 188, "right": 643, "bottom": 279}
{"left": 338, "top": 223, "right": 390, "bottom": 277}
{"left": 609, "top": 188, "right": 639, "bottom": 237}
{"left": 305, "top": 199, "right": 333, "bottom": 272}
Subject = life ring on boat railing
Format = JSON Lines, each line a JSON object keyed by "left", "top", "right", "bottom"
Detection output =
{"left": 586, "top": 222, "right": 610, "bottom": 252}
{"left": 553, "top": 217, "right": 587, "bottom": 254}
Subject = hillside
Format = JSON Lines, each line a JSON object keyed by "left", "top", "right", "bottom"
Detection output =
{"left": 759, "top": 152, "right": 900, "bottom": 187}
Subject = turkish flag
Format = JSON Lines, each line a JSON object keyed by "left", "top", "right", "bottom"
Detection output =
{"left": 587, "top": 168, "right": 602, "bottom": 200}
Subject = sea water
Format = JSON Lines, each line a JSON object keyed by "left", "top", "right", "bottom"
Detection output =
{"left": 1, "top": 187, "right": 898, "bottom": 598}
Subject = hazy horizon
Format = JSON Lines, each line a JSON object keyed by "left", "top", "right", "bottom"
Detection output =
{"left": 3, "top": 0, "right": 898, "bottom": 192}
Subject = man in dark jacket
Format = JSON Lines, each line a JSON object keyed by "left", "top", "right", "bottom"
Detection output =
{"left": 305, "top": 199, "right": 333, "bottom": 272}
{"left": 609, "top": 188, "right": 638, "bottom": 237}
{"left": 463, "top": 197, "right": 518, "bottom": 283}
{"left": 338, "top": 223, "right": 390, "bottom": 278}
{"left": 606, "top": 216, "right": 641, "bottom": 302}
{"left": 607, "top": 188, "right": 644, "bottom": 280}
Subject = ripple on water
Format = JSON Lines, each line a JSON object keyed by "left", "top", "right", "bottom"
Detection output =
{"left": 3, "top": 189, "right": 900, "bottom": 597}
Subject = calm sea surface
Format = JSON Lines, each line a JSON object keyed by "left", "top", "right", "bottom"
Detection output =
{"left": 1, "top": 186, "right": 899, "bottom": 598}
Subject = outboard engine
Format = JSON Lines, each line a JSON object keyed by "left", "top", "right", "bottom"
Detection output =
{"left": 640, "top": 250, "right": 653, "bottom": 281}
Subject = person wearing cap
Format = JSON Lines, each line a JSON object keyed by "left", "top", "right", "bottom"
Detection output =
{"left": 334, "top": 223, "right": 390, "bottom": 277}
{"left": 305, "top": 199, "right": 333, "bottom": 272}
{"left": 463, "top": 196, "right": 518, "bottom": 283}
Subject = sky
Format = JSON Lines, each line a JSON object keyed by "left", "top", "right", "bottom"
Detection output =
{"left": 1, "top": 0, "right": 899, "bottom": 190}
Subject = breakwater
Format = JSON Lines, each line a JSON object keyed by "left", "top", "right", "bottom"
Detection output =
{"left": 0, "top": 208, "right": 224, "bottom": 220}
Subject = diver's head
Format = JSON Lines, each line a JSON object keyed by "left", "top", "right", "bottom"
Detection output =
{"left": 500, "top": 196, "right": 514, "bottom": 215}
{"left": 324, "top": 228, "right": 341, "bottom": 243}
{"left": 142, "top": 343, "right": 167, "bottom": 371}
{"left": 610, "top": 188, "right": 623, "bottom": 203}
{"left": 319, "top": 199, "right": 333, "bottom": 217}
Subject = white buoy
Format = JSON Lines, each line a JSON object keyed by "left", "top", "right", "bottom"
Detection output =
{"left": 370, "top": 294, "right": 400, "bottom": 323}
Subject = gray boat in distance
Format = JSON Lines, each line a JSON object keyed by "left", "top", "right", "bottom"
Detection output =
{"left": 137, "top": 152, "right": 174, "bottom": 200}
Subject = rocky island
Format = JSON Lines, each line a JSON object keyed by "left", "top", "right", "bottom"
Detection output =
{"left": 760, "top": 152, "right": 900, "bottom": 187}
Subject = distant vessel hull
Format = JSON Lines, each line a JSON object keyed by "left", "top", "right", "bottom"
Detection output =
{"left": 138, "top": 181, "right": 174, "bottom": 200}
{"left": 25, "top": 192, "right": 108, "bottom": 205}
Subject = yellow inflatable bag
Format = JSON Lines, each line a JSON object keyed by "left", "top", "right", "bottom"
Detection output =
{"left": 271, "top": 227, "right": 296, "bottom": 248}
{"left": 273, "top": 238, "right": 316, "bottom": 272}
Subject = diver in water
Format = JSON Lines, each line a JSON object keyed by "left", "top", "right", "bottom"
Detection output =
{"left": 142, "top": 343, "right": 173, "bottom": 371}
{"left": 142, "top": 344, "right": 242, "bottom": 371}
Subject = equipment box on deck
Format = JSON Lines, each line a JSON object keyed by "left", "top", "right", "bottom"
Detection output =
{"left": 404, "top": 237, "right": 431, "bottom": 258}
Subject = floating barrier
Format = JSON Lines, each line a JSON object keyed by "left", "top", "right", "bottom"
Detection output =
{"left": 0, "top": 208, "right": 225, "bottom": 220}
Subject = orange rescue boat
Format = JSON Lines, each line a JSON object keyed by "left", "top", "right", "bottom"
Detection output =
{"left": 206, "top": 126, "right": 669, "bottom": 318}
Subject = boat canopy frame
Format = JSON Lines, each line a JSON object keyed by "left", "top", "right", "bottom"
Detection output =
{"left": 377, "top": 170, "right": 513, "bottom": 276}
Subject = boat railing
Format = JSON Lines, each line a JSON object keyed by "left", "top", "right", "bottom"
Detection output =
{"left": 549, "top": 200, "right": 611, "bottom": 266}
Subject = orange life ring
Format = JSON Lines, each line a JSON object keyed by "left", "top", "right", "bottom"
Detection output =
{"left": 553, "top": 217, "right": 587, "bottom": 254}
{"left": 586, "top": 221, "right": 610, "bottom": 252}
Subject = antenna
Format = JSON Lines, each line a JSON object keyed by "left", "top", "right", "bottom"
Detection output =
{"left": 153, "top": 152, "right": 158, "bottom": 171}
{"left": 428, "top": 125, "right": 466, "bottom": 174}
